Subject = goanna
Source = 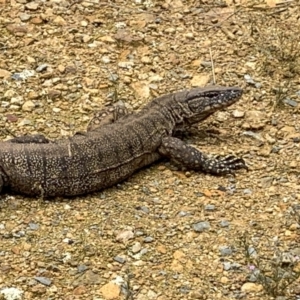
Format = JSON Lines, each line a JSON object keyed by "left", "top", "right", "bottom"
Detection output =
{"left": 0, "top": 86, "right": 247, "bottom": 197}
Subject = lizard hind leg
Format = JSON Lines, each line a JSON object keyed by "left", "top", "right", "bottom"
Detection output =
{"left": 87, "top": 103, "right": 131, "bottom": 131}
{"left": 159, "top": 137, "right": 247, "bottom": 175}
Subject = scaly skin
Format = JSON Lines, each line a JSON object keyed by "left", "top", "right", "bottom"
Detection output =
{"left": 0, "top": 86, "right": 246, "bottom": 197}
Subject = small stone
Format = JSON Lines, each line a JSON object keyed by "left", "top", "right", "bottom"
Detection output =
{"left": 204, "top": 204, "right": 215, "bottom": 211}
{"left": 244, "top": 74, "right": 256, "bottom": 85}
{"left": 177, "top": 211, "right": 191, "bottom": 217}
{"left": 219, "top": 220, "right": 230, "bottom": 227}
{"left": 27, "top": 91, "right": 39, "bottom": 99}
{"left": 34, "top": 276, "right": 52, "bottom": 286}
{"left": 102, "top": 56, "right": 110, "bottom": 64}
{"left": 116, "top": 230, "right": 134, "bottom": 242}
{"left": 6, "top": 114, "right": 18, "bottom": 122}
{"left": 10, "top": 96, "right": 23, "bottom": 105}
{"left": 193, "top": 221, "right": 210, "bottom": 232}
{"left": 114, "top": 256, "right": 126, "bottom": 264}
{"left": 137, "top": 206, "right": 149, "bottom": 214}
{"left": 190, "top": 74, "right": 210, "bottom": 87}
{"left": 31, "top": 17, "right": 43, "bottom": 24}
{"left": 53, "top": 16, "right": 67, "bottom": 26}
{"left": 4, "top": 90, "right": 15, "bottom": 98}
{"left": 57, "top": 65, "right": 65, "bottom": 73}
{"left": 241, "top": 282, "right": 263, "bottom": 293}
{"left": 243, "top": 189, "right": 252, "bottom": 195}
{"left": 72, "top": 270, "right": 101, "bottom": 286}
{"left": 290, "top": 223, "right": 300, "bottom": 231}
{"left": 141, "top": 56, "right": 151, "bottom": 64}
{"left": 0, "top": 69, "right": 11, "bottom": 78}
{"left": 248, "top": 246, "right": 257, "bottom": 257}
{"left": 185, "top": 32, "right": 194, "bottom": 39}
{"left": 6, "top": 25, "right": 28, "bottom": 35}
{"left": 52, "top": 107, "right": 61, "bottom": 113}
{"left": 223, "top": 262, "right": 231, "bottom": 270}
{"left": 242, "top": 131, "right": 264, "bottom": 142}
{"left": 36, "top": 64, "right": 48, "bottom": 72}
{"left": 0, "top": 288, "right": 23, "bottom": 300}
{"left": 132, "top": 242, "right": 142, "bottom": 253}
{"left": 22, "top": 100, "right": 35, "bottom": 112}
{"left": 220, "top": 276, "right": 229, "bottom": 284}
{"left": 18, "top": 119, "right": 32, "bottom": 126}
{"left": 28, "top": 222, "right": 39, "bottom": 230}
{"left": 19, "top": 13, "right": 31, "bottom": 21}
{"left": 77, "top": 265, "right": 88, "bottom": 273}
{"left": 82, "top": 35, "right": 91, "bottom": 43}
{"left": 73, "top": 285, "right": 87, "bottom": 295}
{"left": 243, "top": 110, "right": 267, "bottom": 130}
{"left": 25, "top": 2, "right": 39, "bottom": 10}
{"left": 156, "top": 245, "right": 167, "bottom": 254}
{"left": 219, "top": 246, "right": 233, "bottom": 256}
{"left": 100, "top": 282, "right": 120, "bottom": 300}
{"left": 144, "top": 236, "right": 154, "bottom": 243}
{"left": 232, "top": 110, "right": 245, "bottom": 118}
{"left": 80, "top": 20, "right": 88, "bottom": 26}
{"left": 284, "top": 98, "right": 298, "bottom": 107}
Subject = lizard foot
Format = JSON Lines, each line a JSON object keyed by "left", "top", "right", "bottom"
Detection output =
{"left": 204, "top": 155, "right": 248, "bottom": 175}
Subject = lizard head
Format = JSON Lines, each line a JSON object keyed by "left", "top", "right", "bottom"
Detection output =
{"left": 180, "top": 86, "right": 243, "bottom": 125}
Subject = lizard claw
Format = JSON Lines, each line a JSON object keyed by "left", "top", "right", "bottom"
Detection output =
{"left": 206, "top": 155, "right": 247, "bottom": 175}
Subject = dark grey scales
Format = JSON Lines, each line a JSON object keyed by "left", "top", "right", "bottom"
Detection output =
{"left": 0, "top": 86, "right": 247, "bottom": 197}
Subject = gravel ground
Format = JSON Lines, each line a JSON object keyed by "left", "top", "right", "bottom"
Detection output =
{"left": 1, "top": 0, "right": 300, "bottom": 299}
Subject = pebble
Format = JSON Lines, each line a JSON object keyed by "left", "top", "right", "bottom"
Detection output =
{"left": 220, "top": 276, "right": 229, "bottom": 284}
{"left": 1, "top": 101, "right": 10, "bottom": 108}
{"left": 243, "top": 110, "right": 267, "bottom": 130}
{"left": 53, "top": 16, "right": 67, "bottom": 26}
{"left": 193, "top": 221, "right": 210, "bottom": 232}
{"left": 0, "top": 287, "right": 23, "bottom": 300}
{"left": 18, "top": 119, "right": 32, "bottom": 126}
{"left": 219, "top": 246, "right": 233, "bottom": 256}
{"left": 52, "top": 107, "right": 61, "bottom": 113}
{"left": 114, "top": 256, "right": 126, "bottom": 264}
{"left": 242, "top": 131, "right": 264, "bottom": 142}
{"left": 22, "top": 100, "right": 35, "bottom": 112}
{"left": 144, "top": 236, "right": 154, "bottom": 243}
{"left": 116, "top": 230, "right": 134, "bottom": 242}
{"left": 28, "top": 222, "right": 39, "bottom": 230}
{"left": 100, "top": 282, "right": 120, "bottom": 299}
{"left": 232, "top": 110, "right": 245, "bottom": 118}
{"left": 241, "top": 282, "right": 263, "bottom": 293}
{"left": 243, "top": 189, "right": 252, "bottom": 194}
{"left": 284, "top": 98, "right": 298, "bottom": 107}
{"left": 137, "top": 206, "right": 149, "bottom": 214}
{"left": 132, "top": 242, "right": 142, "bottom": 253}
{"left": 248, "top": 246, "right": 257, "bottom": 257}
{"left": 11, "top": 96, "right": 23, "bottom": 105}
{"left": 177, "top": 211, "right": 191, "bottom": 217}
{"left": 25, "top": 2, "right": 39, "bottom": 10}
{"left": 19, "top": 13, "right": 31, "bottom": 21}
{"left": 34, "top": 276, "right": 52, "bottom": 286}
{"left": 204, "top": 204, "right": 215, "bottom": 211}
{"left": 0, "top": 69, "right": 11, "bottom": 78}
{"left": 219, "top": 220, "right": 230, "bottom": 227}
{"left": 223, "top": 262, "right": 231, "bottom": 271}
{"left": 36, "top": 64, "right": 48, "bottom": 72}
{"left": 77, "top": 265, "right": 88, "bottom": 273}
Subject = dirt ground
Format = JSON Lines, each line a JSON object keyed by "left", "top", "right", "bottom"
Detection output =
{"left": 1, "top": 0, "right": 300, "bottom": 299}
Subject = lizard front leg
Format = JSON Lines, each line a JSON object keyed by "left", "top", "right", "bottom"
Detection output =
{"left": 7, "top": 134, "right": 50, "bottom": 144}
{"left": 159, "top": 137, "right": 247, "bottom": 175}
{"left": 87, "top": 103, "right": 131, "bottom": 131}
